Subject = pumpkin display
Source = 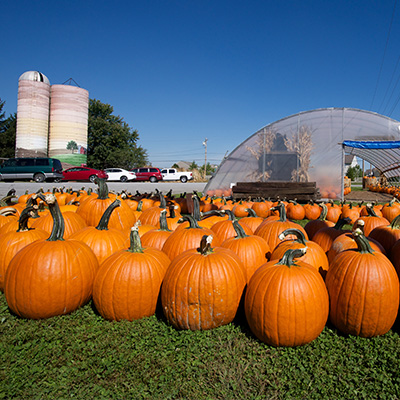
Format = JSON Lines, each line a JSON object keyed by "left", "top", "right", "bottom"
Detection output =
{"left": 286, "top": 200, "right": 305, "bottom": 221}
{"left": 161, "top": 235, "right": 246, "bottom": 330}
{"left": 353, "top": 203, "right": 389, "bottom": 236}
{"left": 368, "top": 214, "right": 400, "bottom": 257}
{"left": 220, "top": 220, "right": 271, "bottom": 283}
{"left": 92, "top": 225, "right": 170, "bottom": 321}
{"left": 312, "top": 217, "right": 351, "bottom": 253}
{"left": 304, "top": 204, "right": 334, "bottom": 240}
{"left": 381, "top": 198, "right": 400, "bottom": 222}
{"left": 140, "top": 209, "right": 173, "bottom": 251}
{"left": 325, "top": 229, "right": 399, "bottom": 338}
{"left": 4, "top": 194, "right": 98, "bottom": 319}
{"left": 210, "top": 209, "right": 253, "bottom": 242}
{"left": 245, "top": 248, "right": 329, "bottom": 347}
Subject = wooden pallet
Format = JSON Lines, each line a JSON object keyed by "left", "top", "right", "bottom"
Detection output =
{"left": 232, "top": 181, "right": 320, "bottom": 202}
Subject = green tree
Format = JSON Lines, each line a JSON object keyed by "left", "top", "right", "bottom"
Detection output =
{"left": 346, "top": 164, "right": 362, "bottom": 180}
{"left": 188, "top": 161, "right": 199, "bottom": 170}
{"left": 66, "top": 140, "right": 78, "bottom": 153}
{"left": 87, "top": 99, "right": 148, "bottom": 169}
{"left": 199, "top": 162, "right": 216, "bottom": 176}
{"left": 0, "top": 99, "right": 16, "bottom": 158}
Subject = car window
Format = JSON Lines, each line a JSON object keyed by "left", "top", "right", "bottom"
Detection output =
{"left": 150, "top": 168, "right": 158, "bottom": 173}
{"left": 17, "top": 159, "right": 35, "bottom": 167}
{"left": 139, "top": 168, "right": 148, "bottom": 173}
{"left": 35, "top": 159, "right": 49, "bottom": 166}
{"left": 161, "top": 169, "right": 167, "bottom": 174}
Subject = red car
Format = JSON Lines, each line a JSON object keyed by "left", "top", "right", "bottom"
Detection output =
{"left": 61, "top": 167, "right": 108, "bottom": 182}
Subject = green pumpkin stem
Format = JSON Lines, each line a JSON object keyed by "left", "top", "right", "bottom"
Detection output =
{"left": 245, "top": 208, "right": 258, "bottom": 217}
{"left": 159, "top": 209, "right": 172, "bottom": 232}
{"left": 95, "top": 199, "right": 121, "bottom": 231}
{"left": 94, "top": 178, "right": 110, "bottom": 200}
{"left": 127, "top": 224, "right": 144, "bottom": 253}
{"left": 271, "top": 202, "right": 287, "bottom": 222}
{"left": 365, "top": 203, "right": 379, "bottom": 217}
{"left": 318, "top": 203, "right": 329, "bottom": 221}
{"left": 232, "top": 220, "right": 249, "bottom": 239}
{"left": 178, "top": 214, "right": 201, "bottom": 229}
{"left": 278, "top": 228, "right": 307, "bottom": 245}
{"left": 333, "top": 217, "right": 351, "bottom": 230}
{"left": 17, "top": 206, "right": 40, "bottom": 232}
{"left": 352, "top": 228, "right": 374, "bottom": 254}
{"left": 39, "top": 194, "right": 65, "bottom": 241}
{"left": 277, "top": 248, "right": 307, "bottom": 267}
{"left": 389, "top": 214, "right": 400, "bottom": 230}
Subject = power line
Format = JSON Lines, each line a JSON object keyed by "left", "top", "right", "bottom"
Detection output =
{"left": 370, "top": 0, "right": 397, "bottom": 110}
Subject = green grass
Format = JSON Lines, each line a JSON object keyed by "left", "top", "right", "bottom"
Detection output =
{"left": 56, "top": 153, "right": 87, "bottom": 166}
{"left": 1, "top": 290, "right": 400, "bottom": 399}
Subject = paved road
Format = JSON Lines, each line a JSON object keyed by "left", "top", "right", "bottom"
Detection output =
{"left": 0, "top": 181, "right": 208, "bottom": 200}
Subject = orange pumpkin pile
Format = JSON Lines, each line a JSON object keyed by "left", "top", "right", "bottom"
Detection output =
{"left": 1, "top": 185, "right": 400, "bottom": 348}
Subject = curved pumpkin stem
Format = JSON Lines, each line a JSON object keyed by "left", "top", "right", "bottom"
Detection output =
{"left": 277, "top": 248, "right": 307, "bottom": 267}
{"left": 178, "top": 214, "right": 202, "bottom": 229}
{"left": 17, "top": 206, "right": 40, "bottom": 232}
{"left": 191, "top": 195, "right": 202, "bottom": 221}
{"left": 39, "top": 193, "right": 65, "bottom": 241}
{"left": 318, "top": 203, "right": 329, "bottom": 221}
{"left": 94, "top": 177, "right": 110, "bottom": 200}
{"left": 232, "top": 220, "right": 249, "bottom": 239}
{"left": 157, "top": 192, "right": 167, "bottom": 209}
{"left": 278, "top": 228, "right": 307, "bottom": 245}
{"left": 245, "top": 208, "right": 258, "bottom": 218}
{"left": 95, "top": 199, "right": 121, "bottom": 231}
{"left": 271, "top": 202, "right": 287, "bottom": 222}
{"left": 352, "top": 228, "right": 375, "bottom": 254}
{"left": 389, "top": 214, "right": 400, "bottom": 230}
{"left": 333, "top": 217, "right": 351, "bottom": 230}
{"left": 127, "top": 224, "right": 144, "bottom": 253}
{"left": 365, "top": 203, "right": 379, "bottom": 217}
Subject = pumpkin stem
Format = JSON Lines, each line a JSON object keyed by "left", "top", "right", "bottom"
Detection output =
{"left": 245, "top": 208, "right": 258, "bottom": 218}
{"left": 352, "top": 228, "right": 375, "bottom": 254}
{"left": 389, "top": 214, "right": 400, "bottom": 230}
{"left": 94, "top": 177, "right": 110, "bottom": 200}
{"left": 159, "top": 209, "right": 172, "bottom": 232}
{"left": 232, "top": 220, "right": 249, "bottom": 239}
{"left": 17, "top": 205, "right": 40, "bottom": 232}
{"left": 277, "top": 247, "right": 307, "bottom": 267}
{"left": 95, "top": 199, "right": 121, "bottom": 231}
{"left": 39, "top": 193, "right": 65, "bottom": 241}
{"left": 318, "top": 203, "right": 329, "bottom": 221}
{"left": 271, "top": 202, "right": 287, "bottom": 222}
{"left": 157, "top": 192, "right": 167, "bottom": 209}
{"left": 365, "top": 203, "right": 379, "bottom": 217}
{"left": 127, "top": 223, "right": 144, "bottom": 253}
{"left": 333, "top": 217, "right": 351, "bottom": 230}
{"left": 191, "top": 195, "right": 202, "bottom": 221}
{"left": 278, "top": 228, "right": 307, "bottom": 245}
{"left": 178, "top": 214, "right": 201, "bottom": 229}
{"left": 197, "top": 235, "right": 214, "bottom": 255}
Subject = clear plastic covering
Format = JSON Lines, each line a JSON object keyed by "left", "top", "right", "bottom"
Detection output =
{"left": 204, "top": 108, "right": 400, "bottom": 200}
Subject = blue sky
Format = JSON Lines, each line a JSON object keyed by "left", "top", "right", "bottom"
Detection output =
{"left": 2, "top": 1, "right": 400, "bottom": 168}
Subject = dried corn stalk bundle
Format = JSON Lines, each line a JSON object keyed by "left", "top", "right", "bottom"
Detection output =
{"left": 246, "top": 128, "right": 276, "bottom": 181}
{"left": 284, "top": 125, "right": 313, "bottom": 182}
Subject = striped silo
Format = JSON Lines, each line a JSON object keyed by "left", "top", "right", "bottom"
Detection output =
{"left": 15, "top": 71, "right": 51, "bottom": 158}
{"left": 48, "top": 84, "right": 89, "bottom": 165}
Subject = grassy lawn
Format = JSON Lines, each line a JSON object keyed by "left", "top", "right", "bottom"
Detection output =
{"left": 1, "top": 289, "right": 400, "bottom": 399}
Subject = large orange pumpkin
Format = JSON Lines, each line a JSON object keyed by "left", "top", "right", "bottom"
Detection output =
{"left": 4, "top": 194, "right": 98, "bottom": 319}
{"left": 161, "top": 235, "right": 246, "bottom": 330}
{"left": 92, "top": 226, "right": 170, "bottom": 321}
{"left": 325, "top": 229, "right": 399, "bottom": 338}
{"left": 245, "top": 248, "right": 329, "bottom": 347}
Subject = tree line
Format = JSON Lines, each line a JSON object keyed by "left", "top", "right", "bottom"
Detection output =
{"left": 0, "top": 98, "right": 149, "bottom": 169}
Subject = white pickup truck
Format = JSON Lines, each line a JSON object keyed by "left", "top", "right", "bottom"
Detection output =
{"left": 161, "top": 168, "right": 193, "bottom": 183}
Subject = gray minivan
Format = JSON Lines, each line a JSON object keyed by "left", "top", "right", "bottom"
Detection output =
{"left": 0, "top": 157, "right": 63, "bottom": 182}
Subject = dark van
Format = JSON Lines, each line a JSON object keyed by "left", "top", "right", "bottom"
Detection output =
{"left": 0, "top": 157, "right": 63, "bottom": 182}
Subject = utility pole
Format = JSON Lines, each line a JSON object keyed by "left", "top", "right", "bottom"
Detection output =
{"left": 203, "top": 138, "right": 208, "bottom": 180}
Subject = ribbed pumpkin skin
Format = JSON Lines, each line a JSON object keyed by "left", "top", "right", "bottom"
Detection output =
{"left": 0, "top": 228, "right": 48, "bottom": 291}
{"left": 220, "top": 235, "right": 271, "bottom": 284}
{"left": 162, "top": 227, "right": 222, "bottom": 261}
{"left": 69, "top": 227, "right": 128, "bottom": 265}
{"left": 245, "top": 258, "right": 329, "bottom": 347}
{"left": 325, "top": 251, "right": 399, "bottom": 337}
{"left": 93, "top": 248, "right": 170, "bottom": 321}
{"left": 161, "top": 247, "right": 246, "bottom": 330}
{"left": 76, "top": 197, "right": 136, "bottom": 231}
{"left": 31, "top": 211, "right": 87, "bottom": 238}
{"left": 5, "top": 240, "right": 98, "bottom": 319}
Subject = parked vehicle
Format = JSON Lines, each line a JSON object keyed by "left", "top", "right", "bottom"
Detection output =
{"left": 0, "top": 157, "right": 63, "bottom": 182}
{"left": 61, "top": 166, "right": 108, "bottom": 182}
{"left": 104, "top": 168, "right": 136, "bottom": 182}
{"left": 130, "top": 167, "right": 163, "bottom": 182}
{"left": 161, "top": 168, "right": 193, "bottom": 183}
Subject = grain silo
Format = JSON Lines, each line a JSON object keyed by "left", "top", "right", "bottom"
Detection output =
{"left": 15, "top": 71, "right": 51, "bottom": 157}
{"left": 48, "top": 84, "right": 89, "bottom": 165}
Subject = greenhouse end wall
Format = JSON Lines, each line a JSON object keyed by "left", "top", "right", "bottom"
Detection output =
{"left": 204, "top": 108, "right": 400, "bottom": 200}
